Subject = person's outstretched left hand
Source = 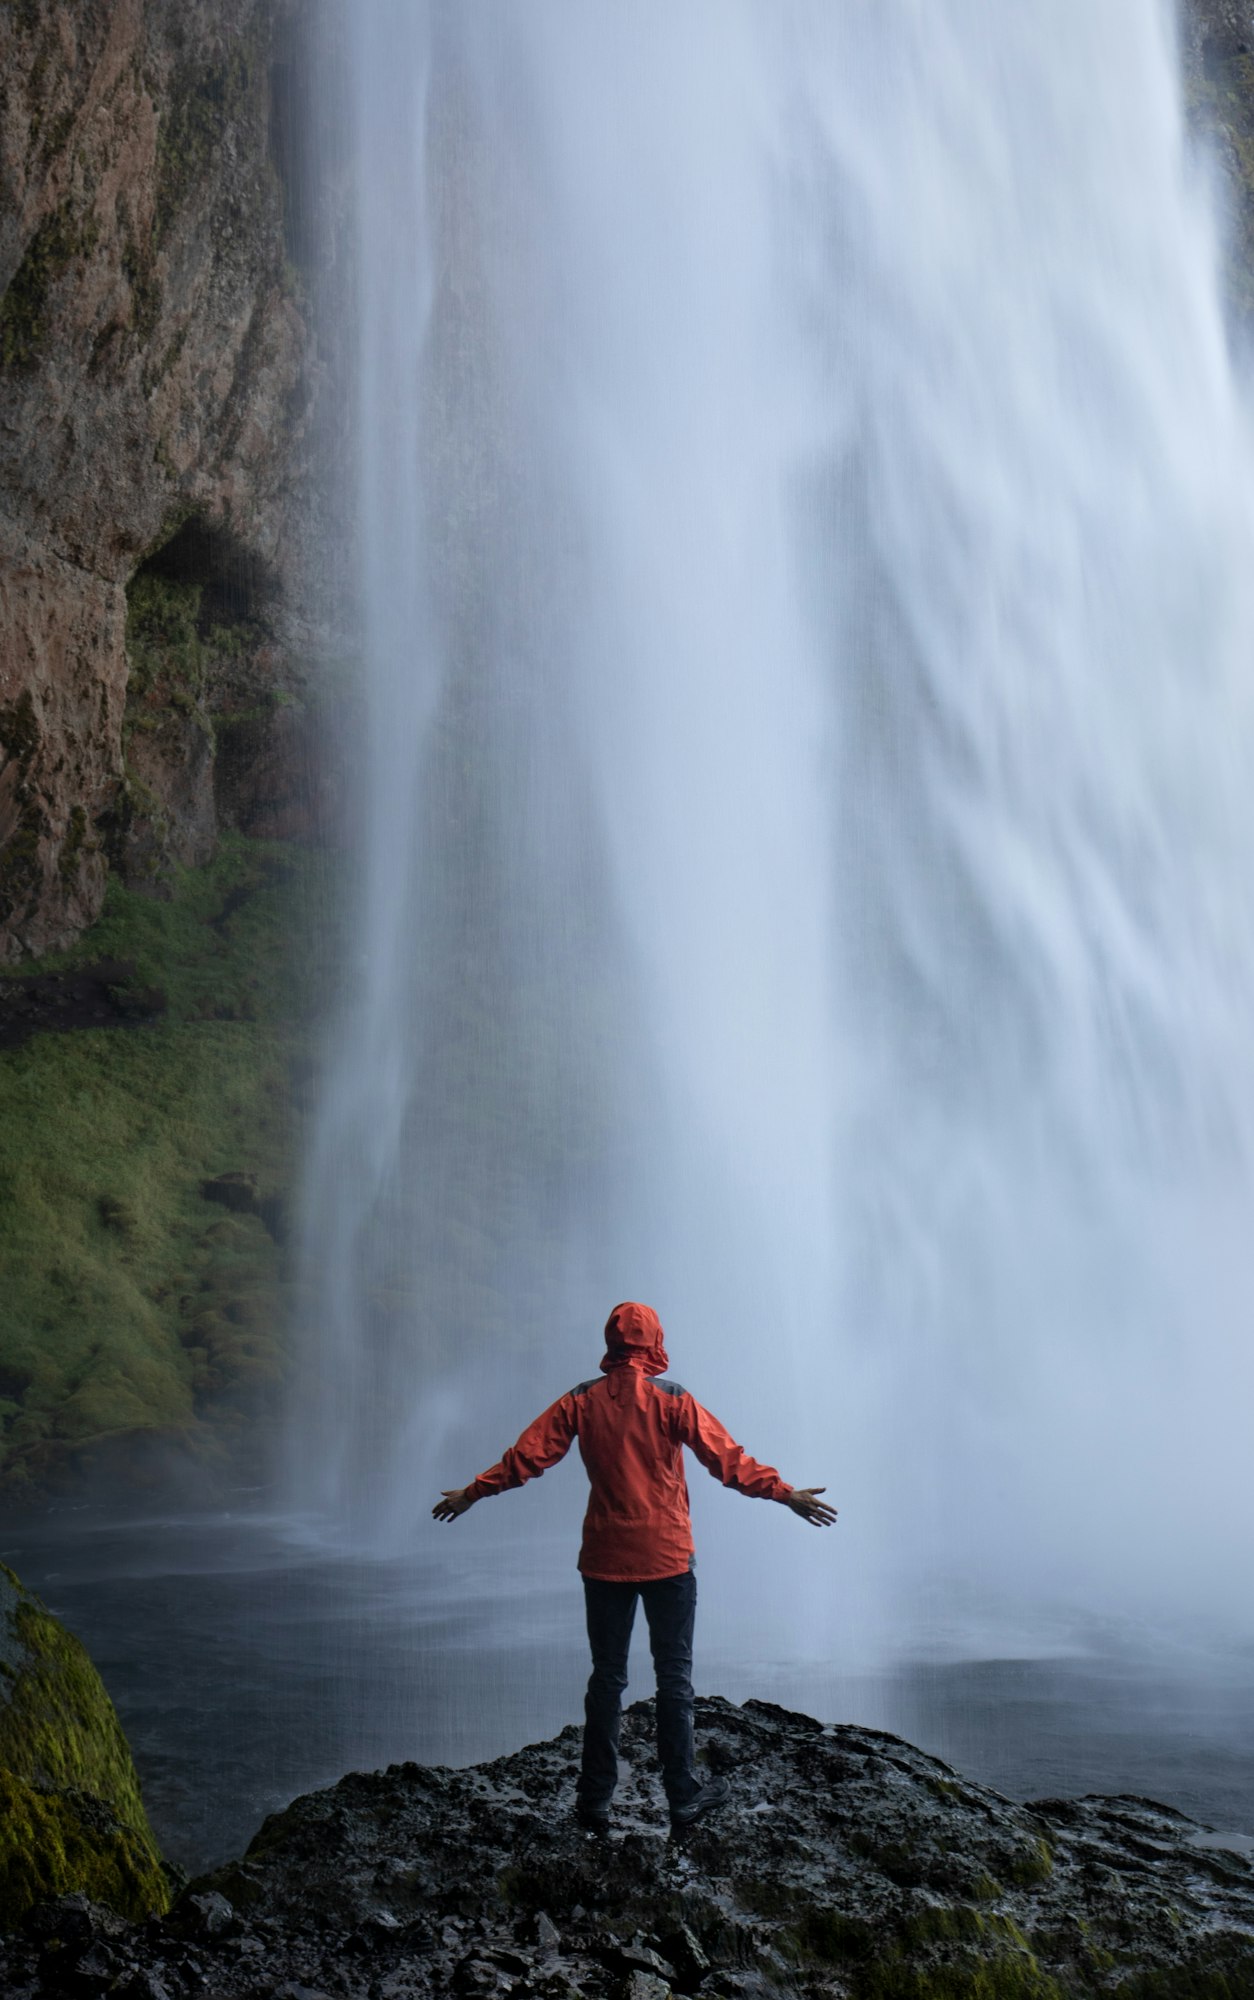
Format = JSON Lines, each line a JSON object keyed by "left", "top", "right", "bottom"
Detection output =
{"left": 433, "top": 1487, "right": 475, "bottom": 1522}
{"left": 787, "top": 1486, "right": 838, "bottom": 1526}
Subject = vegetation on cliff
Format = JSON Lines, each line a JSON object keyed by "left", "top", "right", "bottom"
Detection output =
{"left": 0, "top": 1564, "right": 168, "bottom": 1927}
{"left": 0, "top": 834, "right": 337, "bottom": 1497}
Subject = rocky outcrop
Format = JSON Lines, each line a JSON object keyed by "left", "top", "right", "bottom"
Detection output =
{"left": 0, "top": 1564, "right": 168, "bottom": 1929}
{"left": 1181, "top": 1, "right": 1254, "bottom": 323}
{"left": 3, "top": 1696, "right": 1253, "bottom": 1995}
{"left": 1182, "top": 0, "right": 1254, "bottom": 65}
{"left": 0, "top": 0, "right": 344, "bottom": 961}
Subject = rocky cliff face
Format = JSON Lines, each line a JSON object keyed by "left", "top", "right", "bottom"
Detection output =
{"left": 1179, "top": 1, "right": 1254, "bottom": 321}
{"left": 1, "top": 1697, "right": 1253, "bottom": 1996}
{"left": 2, "top": 0, "right": 1250, "bottom": 967}
{"left": 0, "top": 0, "right": 342, "bottom": 962}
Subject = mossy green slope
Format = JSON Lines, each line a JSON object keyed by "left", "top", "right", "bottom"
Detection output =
{"left": 0, "top": 836, "right": 334, "bottom": 1494}
{"left": 0, "top": 1563, "right": 167, "bottom": 1926}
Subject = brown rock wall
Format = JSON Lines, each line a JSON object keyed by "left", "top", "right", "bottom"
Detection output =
{"left": 0, "top": 0, "right": 335, "bottom": 959}
{"left": 0, "top": 0, "right": 309, "bottom": 576}
{"left": 0, "top": 513, "right": 126, "bottom": 957}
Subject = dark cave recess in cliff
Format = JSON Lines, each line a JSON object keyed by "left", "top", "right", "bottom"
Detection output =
{"left": 134, "top": 517, "right": 279, "bottom": 638}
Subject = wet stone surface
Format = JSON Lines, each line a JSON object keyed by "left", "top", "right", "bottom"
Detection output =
{"left": 3, "top": 1696, "right": 1254, "bottom": 1997}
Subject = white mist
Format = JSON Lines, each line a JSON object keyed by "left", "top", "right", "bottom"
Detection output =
{"left": 292, "top": 1, "right": 1254, "bottom": 1672}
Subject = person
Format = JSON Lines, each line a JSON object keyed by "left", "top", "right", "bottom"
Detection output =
{"left": 432, "top": 1299, "right": 837, "bottom": 1836}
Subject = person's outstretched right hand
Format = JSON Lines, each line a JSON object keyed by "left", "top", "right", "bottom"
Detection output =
{"left": 432, "top": 1487, "right": 476, "bottom": 1522}
{"left": 787, "top": 1486, "right": 837, "bottom": 1526}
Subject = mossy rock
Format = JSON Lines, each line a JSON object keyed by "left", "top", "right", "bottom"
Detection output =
{"left": 0, "top": 1564, "right": 167, "bottom": 1928}
{"left": 852, "top": 1961, "right": 1067, "bottom": 2000}
{"left": 0, "top": 1771, "right": 164, "bottom": 1932}
{"left": 0, "top": 836, "right": 332, "bottom": 1495}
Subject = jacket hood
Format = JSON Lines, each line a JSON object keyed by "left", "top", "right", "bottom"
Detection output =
{"left": 600, "top": 1300, "right": 669, "bottom": 1377}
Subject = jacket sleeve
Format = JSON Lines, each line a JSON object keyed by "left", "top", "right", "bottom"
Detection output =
{"left": 465, "top": 1393, "right": 579, "bottom": 1501}
{"left": 674, "top": 1394, "right": 793, "bottom": 1502}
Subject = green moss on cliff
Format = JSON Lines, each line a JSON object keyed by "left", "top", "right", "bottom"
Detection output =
{"left": 0, "top": 1770, "right": 166, "bottom": 1926}
{"left": 778, "top": 1885, "right": 1254, "bottom": 2000}
{"left": 0, "top": 838, "right": 331, "bottom": 1493}
{"left": 125, "top": 572, "right": 205, "bottom": 705}
{"left": 854, "top": 1963, "right": 1066, "bottom": 2000}
{"left": 1, "top": 1584, "right": 151, "bottom": 1845}
{"left": 0, "top": 1565, "right": 167, "bottom": 1925}
{"left": 772, "top": 1879, "right": 1082, "bottom": 2000}
{"left": 1003, "top": 1839, "right": 1053, "bottom": 1890}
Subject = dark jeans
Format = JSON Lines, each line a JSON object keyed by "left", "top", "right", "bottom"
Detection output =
{"left": 579, "top": 1569, "right": 698, "bottom": 1813}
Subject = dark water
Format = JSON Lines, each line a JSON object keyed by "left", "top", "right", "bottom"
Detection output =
{"left": 6, "top": 1509, "right": 1254, "bottom": 1876}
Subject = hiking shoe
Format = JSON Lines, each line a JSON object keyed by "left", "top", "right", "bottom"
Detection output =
{"left": 574, "top": 1799, "right": 611, "bottom": 1835}
{"left": 669, "top": 1774, "right": 730, "bottom": 1834}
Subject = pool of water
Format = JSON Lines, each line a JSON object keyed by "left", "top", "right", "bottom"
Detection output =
{"left": 7, "top": 1507, "right": 1254, "bottom": 1875}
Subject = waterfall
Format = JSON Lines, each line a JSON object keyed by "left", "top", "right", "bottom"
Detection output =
{"left": 291, "top": 0, "right": 1254, "bottom": 1656}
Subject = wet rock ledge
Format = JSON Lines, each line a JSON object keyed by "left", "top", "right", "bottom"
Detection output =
{"left": 5, "top": 1696, "right": 1254, "bottom": 1998}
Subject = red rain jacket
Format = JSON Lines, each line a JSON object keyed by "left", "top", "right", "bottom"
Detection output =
{"left": 465, "top": 1302, "right": 793, "bottom": 1581}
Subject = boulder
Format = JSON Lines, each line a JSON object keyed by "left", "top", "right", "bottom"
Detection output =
{"left": 0, "top": 1563, "right": 167, "bottom": 1928}
{"left": 7, "top": 1693, "right": 1252, "bottom": 1993}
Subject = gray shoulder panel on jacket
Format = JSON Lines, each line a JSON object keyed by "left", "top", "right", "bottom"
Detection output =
{"left": 651, "top": 1377, "right": 688, "bottom": 1398}
{"left": 570, "top": 1379, "right": 599, "bottom": 1397}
